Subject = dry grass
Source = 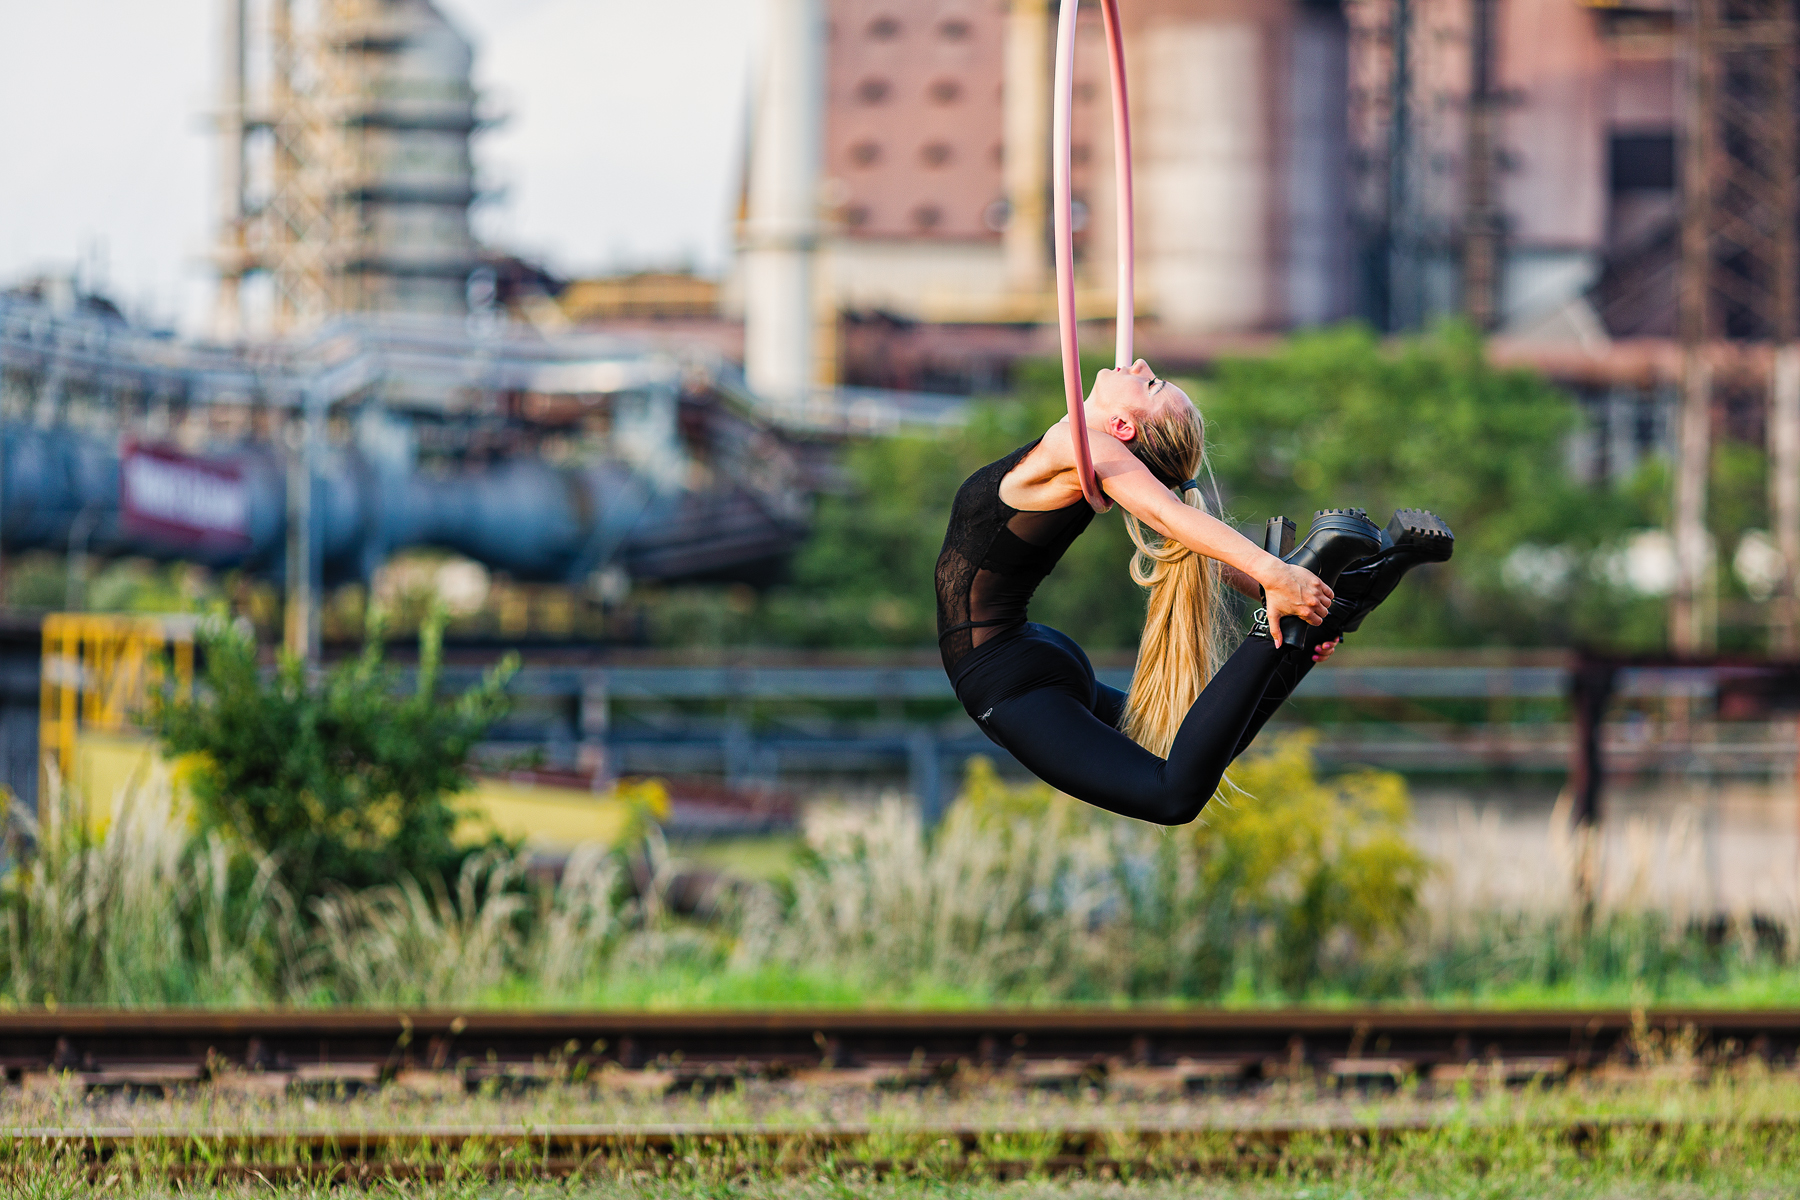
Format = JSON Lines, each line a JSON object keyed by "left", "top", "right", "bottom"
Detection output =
{"left": 7, "top": 1066, "right": 1800, "bottom": 1198}
{"left": 3, "top": 740, "right": 1795, "bottom": 1009}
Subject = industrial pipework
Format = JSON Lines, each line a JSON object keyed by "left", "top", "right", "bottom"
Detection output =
{"left": 0, "top": 289, "right": 808, "bottom": 622}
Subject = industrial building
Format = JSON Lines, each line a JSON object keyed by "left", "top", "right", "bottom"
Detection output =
{"left": 733, "top": 0, "right": 1703, "bottom": 347}
{"left": 723, "top": 0, "right": 1800, "bottom": 656}
{"left": 213, "top": 0, "right": 486, "bottom": 336}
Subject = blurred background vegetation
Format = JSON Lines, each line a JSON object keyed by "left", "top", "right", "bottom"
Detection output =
{"left": 14, "top": 326, "right": 1776, "bottom": 656}
{"left": 8, "top": 731, "right": 1787, "bottom": 1010}
{"left": 648, "top": 325, "right": 1759, "bottom": 655}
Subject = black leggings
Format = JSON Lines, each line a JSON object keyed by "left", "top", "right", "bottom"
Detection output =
{"left": 950, "top": 623, "right": 1316, "bottom": 826}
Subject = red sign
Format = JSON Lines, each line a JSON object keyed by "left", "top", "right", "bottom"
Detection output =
{"left": 119, "top": 442, "right": 252, "bottom": 549}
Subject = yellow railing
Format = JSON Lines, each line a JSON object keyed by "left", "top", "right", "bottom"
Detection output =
{"left": 39, "top": 614, "right": 198, "bottom": 794}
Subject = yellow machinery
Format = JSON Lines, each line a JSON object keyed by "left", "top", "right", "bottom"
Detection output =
{"left": 35, "top": 613, "right": 659, "bottom": 849}
{"left": 38, "top": 613, "right": 197, "bottom": 805}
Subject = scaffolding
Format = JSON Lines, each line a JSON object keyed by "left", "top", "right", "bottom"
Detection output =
{"left": 38, "top": 614, "right": 196, "bottom": 801}
{"left": 215, "top": 0, "right": 484, "bottom": 336}
{"left": 1672, "top": 0, "right": 1800, "bottom": 653}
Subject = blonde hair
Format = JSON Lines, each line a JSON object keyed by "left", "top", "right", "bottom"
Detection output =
{"left": 1118, "top": 399, "right": 1231, "bottom": 758}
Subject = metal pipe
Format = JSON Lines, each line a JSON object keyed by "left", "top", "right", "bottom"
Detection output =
{"left": 1462, "top": 0, "right": 1500, "bottom": 330}
{"left": 1385, "top": 0, "right": 1415, "bottom": 332}
{"left": 0, "top": 425, "right": 792, "bottom": 590}
{"left": 283, "top": 397, "right": 322, "bottom": 661}
{"left": 1673, "top": 0, "right": 1715, "bottom": 654}
{"left": 1773, "top": 347, "right": 1800, "bottom": 652}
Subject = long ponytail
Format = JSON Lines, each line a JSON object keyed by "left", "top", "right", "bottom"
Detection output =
{"left": 1118, "top": 403, "right": 1229, "bottom": 758}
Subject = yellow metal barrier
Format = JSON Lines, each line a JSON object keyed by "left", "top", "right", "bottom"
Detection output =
{"left": 39, "top": 613, "right": 197, "bottom": 798}
{"left": 36, "top": 614, "right": 653, "bottom": 851}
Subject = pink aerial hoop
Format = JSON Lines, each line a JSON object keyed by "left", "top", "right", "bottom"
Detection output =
{"left": 1052, "top": 0, "right": 1133, "bottom": 513}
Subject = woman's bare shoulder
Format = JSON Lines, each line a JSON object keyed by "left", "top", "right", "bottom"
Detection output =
{"left": 1031, "top": 417, "right": 1139, "bottom": 478}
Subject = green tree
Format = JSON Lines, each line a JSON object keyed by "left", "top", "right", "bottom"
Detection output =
{"left": 1197, "top": 323, "right": 1647, "bottom": 646}
{"left": 652, "top": 324, "right": 1683, "bottom": 652}
{"left": 153, "top": 613, "right": 517, "bottom": 904}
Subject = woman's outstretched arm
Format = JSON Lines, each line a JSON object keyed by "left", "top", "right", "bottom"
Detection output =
{"left": 1095, "top": 449, "right": 1331, "bottom": 645}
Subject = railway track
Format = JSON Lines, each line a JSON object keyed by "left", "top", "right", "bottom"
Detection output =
{"left": 15, "top": 1115, "right": 1800, "bottom": 1181}
{"left": 2, "top": 1008, "right": 1795, "bottom": 1091}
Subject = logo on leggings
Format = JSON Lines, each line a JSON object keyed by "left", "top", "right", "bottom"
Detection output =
{"left": 978, "top": 708, "right": 993, "bottom": 722}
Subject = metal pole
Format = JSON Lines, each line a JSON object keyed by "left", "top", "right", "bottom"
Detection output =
{"left": 1771, "top": 0, "right": 1799, "bottom": 652}
{"left": 1774, "top": 347, "right": 1800, "bottom": 651}
{"left": 1673, "top": 0, "right": 1715, "bottom": 655}
{"left": 1462, "top": 0, "right": 1500, "bottom": 329}
{"left": 214, "top": 0, "right": 248, "bottom": 340}
{"left": 1569, "top": 658, "right": 1615, "bottom": 829}
{"left": 1673, "top": 354, "right": 1714, "bottom": 653}
{"left": 1385, "top": 0, "right": 1415, "bottom": 332}
{"left": 284, "top": 393, "right": 324, "bottom": 661}
{"left": 579, "top": 672, "right": 610, "bottom": 785}
{"left": 910, "top": 728, "right": 943, "bottom": 827}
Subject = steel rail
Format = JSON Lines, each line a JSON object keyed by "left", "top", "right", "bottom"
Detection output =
{"left": 5, "top": 1008, "right": 1799, "bottom": 1083}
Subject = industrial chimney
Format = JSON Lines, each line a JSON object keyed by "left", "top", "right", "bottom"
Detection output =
{"left": 740, "top": 0, "right": 825, "bottom": 415}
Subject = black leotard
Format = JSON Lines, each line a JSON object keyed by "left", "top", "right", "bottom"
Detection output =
{"left": 933, "top": 442, "right": 1317, "bottom": 825}
{"left": 935, "top": 438, "right": 1095, "bottom": 674}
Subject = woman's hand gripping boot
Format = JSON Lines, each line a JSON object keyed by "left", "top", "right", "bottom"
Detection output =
{"left": 1252, "top": 509, "right": 1383, "bottom": 648}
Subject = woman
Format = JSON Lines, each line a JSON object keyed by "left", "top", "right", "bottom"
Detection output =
{"left": 935, "top": 360, "right": 1451, "bottom": 825}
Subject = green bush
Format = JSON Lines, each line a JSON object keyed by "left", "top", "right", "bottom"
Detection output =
{"left": 152, "top": 613, "right": 517, "bottom": 904}
{"left": 760, "top": 737, "right": 1428, "bottom": 1003}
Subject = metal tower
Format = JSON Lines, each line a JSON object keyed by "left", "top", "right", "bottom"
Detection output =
{"left": 214, "top": 0, "right": 483, "bottom": 337}
{"left": 1671, "top": 0, "right": 1800, "bottom": 653}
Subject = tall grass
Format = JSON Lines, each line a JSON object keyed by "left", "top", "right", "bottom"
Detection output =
{"left": 2, "top": 738, "right": 1794, "bottom": 1009}
{"left": 1, "top": 767, "right": 291, "bottom": 1006}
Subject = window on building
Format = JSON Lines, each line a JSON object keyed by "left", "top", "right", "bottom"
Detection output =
{"left": 928, "top": 78, "right": 962, "bottom": 105}
{"left": 1610, "top": 131, "right": 1676, "bottom": 192}
{"left": 912, "top": 204, "right": 943, "bottom": 230}
{"left": 867, "top": 15, "right": 900, "bottom": 39}
{"left": 938, "top": 17, "right": 972, "bottom": 40}
{"left": 849, "top": 141, "right": 882, "bottom": 167}
{"left": 857, "top": 77, "right": 892, "bottom": 105}
{"left": 920, "top": 142, "right": 953, "bottom": 167}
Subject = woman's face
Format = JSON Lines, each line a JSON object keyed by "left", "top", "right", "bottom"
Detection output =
{"left": 1089, "top": 359, "right": 1190, "bottom": 436}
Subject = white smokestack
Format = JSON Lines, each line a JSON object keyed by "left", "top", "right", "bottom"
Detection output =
{"left": 213, "top": 0, "right": 247, "bottom": 341}
{"left": 742, "top": 0, "right": 824, "bottom": 412}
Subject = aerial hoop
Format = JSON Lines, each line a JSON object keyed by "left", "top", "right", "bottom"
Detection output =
{"left": 1052, "top": 0, "right": 1133, "bottom": 513}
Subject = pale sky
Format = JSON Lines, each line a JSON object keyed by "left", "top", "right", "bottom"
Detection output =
{"left": 0, "top": 0, "right": 756, "bottom": 332}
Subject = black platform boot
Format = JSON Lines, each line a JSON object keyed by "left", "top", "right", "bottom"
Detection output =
{"left": 1251, "top": 509, "right": 1383, "bottom": 646}
{"left": 1313, "top": 508, "right": 1455, "bottom": 643}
